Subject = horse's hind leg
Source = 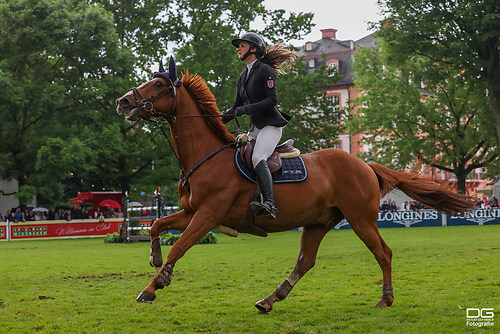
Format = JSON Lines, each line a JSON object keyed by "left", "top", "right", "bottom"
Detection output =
{"left": 255, "top": 223, "right": 332, "bottom": 312}
{"left": 348, "top": 216, "right": 393, "bottom": 308}
{"left": 149, "top": 210, "right": 193, "bottom": 272}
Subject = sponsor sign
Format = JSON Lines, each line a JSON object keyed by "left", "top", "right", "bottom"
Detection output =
{"left": 377, "top": 210, "right": 441, "bottom": 228}
{"left": 0, "top": 219, "right": 122, "bottom": 240}
{"left": 335, "top": 209, "right": 442, "bottom": 229}
{"left": 449, "top": 208, "right": 500, "bottom": 226}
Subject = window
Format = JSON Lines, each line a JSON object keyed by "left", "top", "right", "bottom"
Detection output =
{"left": 326, "top": 59, "right": 339, "bottom": 76}
{"left": 326, "top": 95, "right": 341, "bottom": 125}
{"left": 333, "top": 141, "right": 342, "bottom": 150}
{"left": 308, "top": 59, "right": 315, "bottom": 68}
{"left": 305, "top": 42, "right": 312, "bottom": 51}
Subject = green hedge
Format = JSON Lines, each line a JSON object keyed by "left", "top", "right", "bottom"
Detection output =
{"left": 103, "top": 232, "right": 120, "bottom": 243}
{"left": 160, "top": 232, "right": 217, "bottom": 245}
{"left": 104, "top": 231, "right": 217, "bottom": 244}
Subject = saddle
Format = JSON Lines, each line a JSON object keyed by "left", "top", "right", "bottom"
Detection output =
{"left": 234, "top": 135, "right": 303, "bottom": 238}
{"left": 237, "top": 135, "right": 300, "bottom": 173}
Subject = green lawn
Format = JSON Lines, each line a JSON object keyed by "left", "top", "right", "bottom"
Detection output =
{"left": 1, "top": 225, "right": 499, "bottom": 333}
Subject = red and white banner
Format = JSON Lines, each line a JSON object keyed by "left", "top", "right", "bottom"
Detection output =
{"left": 0, "top": 219, "right": 122, "bottom": 240}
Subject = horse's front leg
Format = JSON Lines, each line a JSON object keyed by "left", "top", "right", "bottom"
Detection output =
{"left": 137, "top": 208, "right": 219, "bottom": 303}
{"left": 149, "top": 210, "right": 193, "bottom": 272}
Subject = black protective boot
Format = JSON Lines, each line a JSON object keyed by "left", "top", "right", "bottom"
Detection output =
{"left": 250, "top": 160, "right": 277, "bottom": 219}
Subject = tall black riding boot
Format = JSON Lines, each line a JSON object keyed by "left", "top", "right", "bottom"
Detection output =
{"left": 250, "top": 160, "right": 277, "bottom": 219}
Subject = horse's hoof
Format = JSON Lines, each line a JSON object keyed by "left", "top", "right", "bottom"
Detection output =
{"left": 374, "top": 295, "right": 394, "bottom": 308}
{"left": 255, "top": 300, "right": 272, "bottom": 313}
{"left": 136, "top": 291, "right": 156, "bottom": 303}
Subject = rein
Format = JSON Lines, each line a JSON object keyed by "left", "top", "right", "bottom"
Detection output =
{"left": 145, "top": 116, "right": 244, "bottom": 193}
{"left": 133, "top": 82, "right": 243, "bottom": 193}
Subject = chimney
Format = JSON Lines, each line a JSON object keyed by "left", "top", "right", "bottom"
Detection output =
{"left": 321, "top": 28, "right": 337, "bottom": 39}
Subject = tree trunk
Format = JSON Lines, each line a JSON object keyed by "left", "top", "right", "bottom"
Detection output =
{"left": 490, "top": 95, "right": 500, "bottom": 147}
{"left": 486, "top": 38, "right": 500, "bottom": 147}
{"left": 454, "top": 165, "right": 467, "bottom": 195}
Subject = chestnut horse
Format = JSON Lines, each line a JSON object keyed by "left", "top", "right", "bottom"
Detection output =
{"left": 116, "top": 57, "right": 474, "bottom": 312}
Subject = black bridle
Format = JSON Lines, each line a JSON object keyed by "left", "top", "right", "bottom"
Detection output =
{"left": 129, "top": 79, "right": 244, "bottom": 193}
{"left": 130, "top": 77, "right": 178, "bottom": 117}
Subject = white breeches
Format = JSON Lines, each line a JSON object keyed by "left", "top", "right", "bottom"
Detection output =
{"left": 247, "top": 125, "right": 283, "bottom": 168}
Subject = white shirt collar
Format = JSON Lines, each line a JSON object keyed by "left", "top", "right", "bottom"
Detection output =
{"left": 247, "top": 59, "right": 257, "bottom": 72}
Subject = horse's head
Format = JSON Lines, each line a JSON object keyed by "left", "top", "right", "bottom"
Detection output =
{"left": 116, "top": 56, "right": 182, "bottom": 121}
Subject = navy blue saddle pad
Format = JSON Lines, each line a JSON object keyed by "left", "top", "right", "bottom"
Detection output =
{"left": 234, "top": 151, "right": 308, "bottom": 183}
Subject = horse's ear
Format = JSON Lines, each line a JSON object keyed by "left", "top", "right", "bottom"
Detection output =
{"left": 169, "top": 56, "right": 182, "bottom": 87}
{"left": 158, "top": 59, "right": 166, "bottom": 73}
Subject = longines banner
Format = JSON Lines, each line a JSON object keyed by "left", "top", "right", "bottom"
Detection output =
{"left": 334, "top": 208, "right": 500, "bottom": 229}
{"left": 448, "top": 208, "right": 500, "bottom": 226}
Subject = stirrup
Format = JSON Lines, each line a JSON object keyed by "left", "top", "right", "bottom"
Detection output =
{"left": 250, "top": 200, "right": 277, "bottom": 220}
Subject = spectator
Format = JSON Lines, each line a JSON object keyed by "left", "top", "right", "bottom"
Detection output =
{"left": 474, "top": 197, "right": 483, "bottom": 209}
{"left": 7, "top": 210, "right": 17, "bottom": 222}
{"left": 0, "top": 211, "right": 3, "bottom": 222}
{"left": 389, "top": 200, "right": 397, "bottom": 212}
{"left": 63, "top": 209, "right": 72, "bottom": 221}
{"left": 403, "top": 201, "right": 409, "bottom": 211}
{"left": 72, "top": 207, "right": 81, "bottom": 219}
{"left": 14, "top": 207, "right": 22, "bottom": 222}
{"left": 24, "top": 209, "right": 32, "bottom": 221}
{"left": 491, "top": 196, "right": 498, "bottom": 208}
{"left": 380, "top": 200, "right": 389, "bottom": 212}
{"left": 81, "top": 208, "right": 89, "bottom": 219}
{"left": 483, "top": 196, "right": 491, "bottom": 209}
{"left": 55, "top": 208, "right": 63, "bottom": 220}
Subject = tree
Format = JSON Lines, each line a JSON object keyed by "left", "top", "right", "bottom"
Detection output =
{"left": 375, "top": 0, "right": 500, "bottom": 146}
{"left": 91, "top": 0, "right": 172, "bottom": 72}
{"left": 346, "top": 44, "right": 498, "bottom": 193}
{"left": 0, "top": 0, "right": 135, "bottom": 205}
{"left": 168, "top": 0, "right": 314, "bottom": 110}
{"left": 279, "top": 56, "right": 340, "bottom": 152}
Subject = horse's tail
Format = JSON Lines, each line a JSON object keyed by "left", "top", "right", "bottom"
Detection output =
{"left": 368, "top": 163, "right": 475, "bottom": 216}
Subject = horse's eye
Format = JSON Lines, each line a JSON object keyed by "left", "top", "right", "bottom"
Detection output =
{"left": 155, "top": 81, "right": 163, "bottom": 88}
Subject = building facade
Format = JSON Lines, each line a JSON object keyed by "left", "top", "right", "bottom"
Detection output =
{"left": 296, "top": 28, "right": 375, "bottom": 155}
{"left": 295, "top": 28, "right": 491, "bottom": 197}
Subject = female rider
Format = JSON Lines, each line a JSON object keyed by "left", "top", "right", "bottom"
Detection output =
{"left": 222, "top": 32, "right": 295, "bottom": 219}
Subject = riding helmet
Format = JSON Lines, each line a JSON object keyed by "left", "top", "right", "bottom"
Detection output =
{"left": 231, "top": 32, "right": 266, "bottom": 57}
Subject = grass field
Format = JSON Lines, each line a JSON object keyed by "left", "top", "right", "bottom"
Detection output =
{"left": 0, "top": 225, "right": 499, "bottom": 333}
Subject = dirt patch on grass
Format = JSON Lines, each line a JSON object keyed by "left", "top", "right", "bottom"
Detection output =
{"left": 38, "top": 296, "right": 56, "bottom": 300}
{"left": 63, "top": 272, "right": 151, "bottom": 281}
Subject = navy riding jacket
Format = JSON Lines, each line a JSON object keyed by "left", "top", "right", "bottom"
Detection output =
{"left": 223, "top": 60, "right": 291, "bottom": 129}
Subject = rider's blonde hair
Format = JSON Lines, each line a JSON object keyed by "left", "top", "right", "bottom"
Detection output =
{"left": 259, "top": 43, "right": 296, "bottom": 75}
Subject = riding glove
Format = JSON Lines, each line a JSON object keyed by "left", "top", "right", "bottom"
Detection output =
{"left": 235, "top": 106, "right": 248, "bottom": 116}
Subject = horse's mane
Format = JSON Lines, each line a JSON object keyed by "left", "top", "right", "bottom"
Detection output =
{"left": 181, "top": 70, "right": 236, "bottom": 144}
